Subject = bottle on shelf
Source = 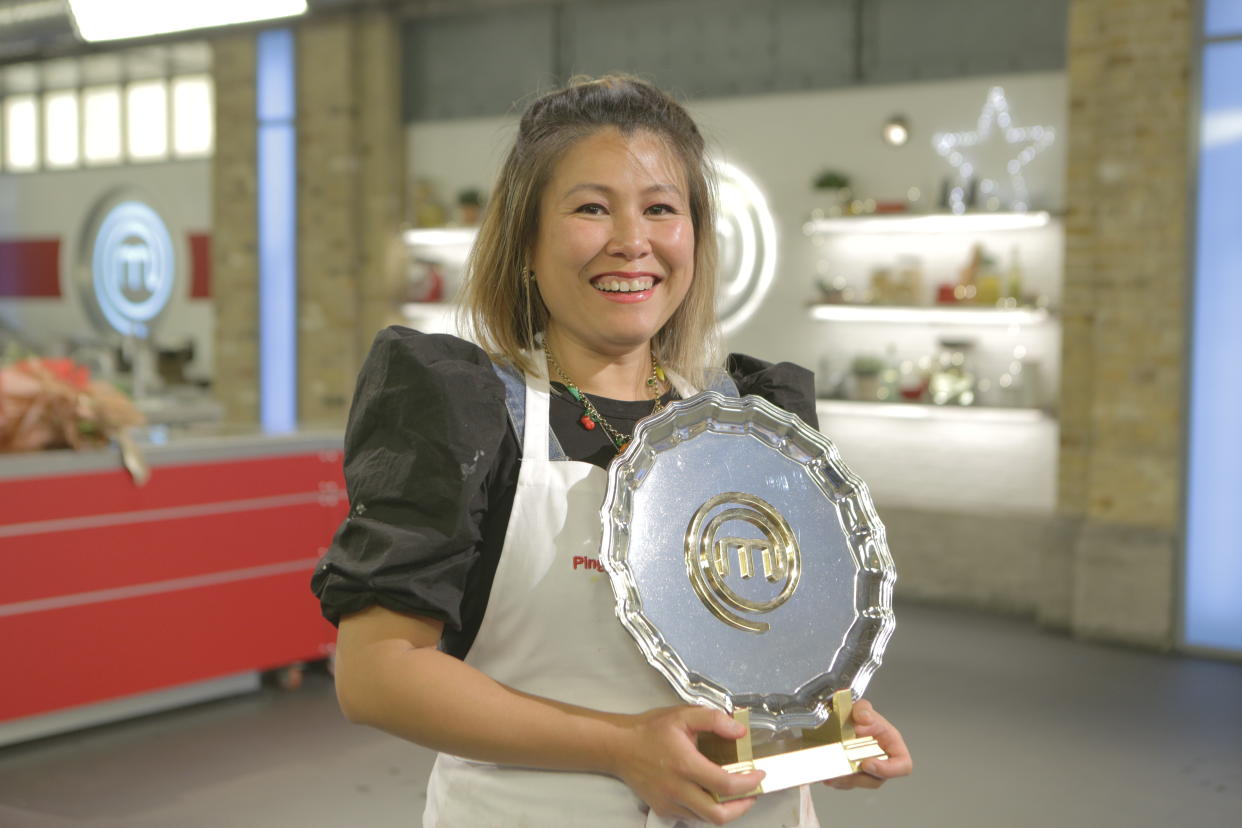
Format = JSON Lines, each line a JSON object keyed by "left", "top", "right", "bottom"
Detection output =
{"left": 975, "top": 250, "right": 1002, "bottom": 306}
{"left": 412, "top": 179, "right": 447, "bottom": 228}
{"left": 879, "top": 343, "right": 900, "bottom": 401}
{"left": 898, "top": 357, "right": 930, "bottom": 402}
{"left": 928, "top": 337, "right": 978, "bottom": 406}
{"left": 997, "top": 345, "right": 1042, "bottom": 409}
{"left": 1004, "top": 246, "right": 1024, "bottom": 308}
{"left": 895, "top": 255, "right": 924, "bottom": 305}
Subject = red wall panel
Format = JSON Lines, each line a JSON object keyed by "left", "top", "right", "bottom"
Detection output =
{"left": 0, "top": 449, "right": 347, "bottom": 723}
{"left": 188, "top": 232, "right": 211, "bottom": 299}
{"left": 0, "top": 239, "right": 60, "bottom": 297}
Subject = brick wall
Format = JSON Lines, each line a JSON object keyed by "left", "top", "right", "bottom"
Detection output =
{"left": 211, "top": 34, "right": 260, "bottom": 425}
{"left": 209, "top": 9, "right": 406, "bottom": 428}
{"left": 297, "top": 10, "right": 406, "bottom": 426}
{"left": 296, "top": 18, "right": 362, "bottom": 425}
{"left": 1050, "top": 0, "right": 1193, "bottom": 647}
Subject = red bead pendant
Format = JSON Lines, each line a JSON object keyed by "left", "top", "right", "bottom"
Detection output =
{"left": 579, "top": 414, "right": 596, "bottom": 430}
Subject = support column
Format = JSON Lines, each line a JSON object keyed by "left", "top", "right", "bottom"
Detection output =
{"left": 1052, "top": 0, "right": 1194, "bottom": 648}
{"left": 297, "top": 8, "right": 406, "bottom": 427}
{"left": 211, "top": 34, "right": 260, "bottom": 425}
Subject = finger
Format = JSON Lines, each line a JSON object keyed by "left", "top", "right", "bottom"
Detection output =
{"left": 715, "top": 768, "right": 766, "bottom": 799}
{"left": 712, "top": 795, "right": 760, "bottom": 824}
{"left": 681, "top": 706, "right": 748, "bottom": 741}
{"left": 851, "top": 700, "right": 895, "bottom": 741}
{"left": 678, "top": 786, "right": 759, "bottom": 826}
{"left": 851, "top": 699, "right": 877, "bottom": 727}
{"left": 683, "top": 751, "right": 765, "bottom": 800}
{"left": 676, "top": 707, "right": 769, "bottom": 800}
{"left": 850, "top": 704, "right": 912, "bottom": 778}
{"left": 861, "top": 729, "right": 912, "bottom": 778}
{"left": 861, "top": 750, "right": 912, "bottom": 778}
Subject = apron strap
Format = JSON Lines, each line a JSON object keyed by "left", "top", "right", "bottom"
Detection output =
{"left": 665, "top": 367, "right": 737, "bottom": 398}
{"left": 490, "top": 356, "right": 567, "bottom": 461}
{"left": 523, "top": 358, "right": 552, "bottom": 461}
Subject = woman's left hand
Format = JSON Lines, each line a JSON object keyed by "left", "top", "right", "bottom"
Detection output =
{"left": 824, "top": 700, "right": 912, "bottom": 790}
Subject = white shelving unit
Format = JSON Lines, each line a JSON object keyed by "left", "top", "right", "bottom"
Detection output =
{"left": 805, "top": 212, "right": 1063, "bottom": 515}
{"left": 816, "top": 399, "right": 1051, "bottom": 424}
{"left": 807, "top": 303, "right": 1052, "bottom": 327}
{"left": 805, "top": 211, "right": 1061, "bottom": 409}
{"left": 803, "top": 210, "right": 1054, "bottom": 235}
{"left": 400, "top": 227, "right": 477, "bottom": 337}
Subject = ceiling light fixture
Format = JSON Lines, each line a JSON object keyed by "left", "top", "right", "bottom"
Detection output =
{"left": 67, "top": 0, "right": 308, "bottom": 43}
{"left": 882, "top": 115, "right": 910, "bottom": 147}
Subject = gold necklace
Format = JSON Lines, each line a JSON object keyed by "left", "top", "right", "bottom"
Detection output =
{"left": 543, "top": 343, "right": 666, "bottom": 453}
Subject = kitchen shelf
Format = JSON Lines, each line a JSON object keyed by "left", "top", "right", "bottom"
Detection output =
{"left": 808, "top": 304, "right": 1053, "bottom": 326}
{"left": 399, "top": 303, "right": 465, "bottom": 338}
{"left": 803, "top": 211, "right": 1053, "bottom": 235}
{"left": 816, "top": 399, "right": 1052, "bottom": 424}
{"left": 400, "top": 302, "right": 456, "bottom": 319}
{"left": 403, "top": 227, "right": 478, "bottom": 247}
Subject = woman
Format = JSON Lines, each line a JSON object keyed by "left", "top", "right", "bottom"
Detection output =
{"left": 313, "top": 76, "right": 911, "bottom": 827}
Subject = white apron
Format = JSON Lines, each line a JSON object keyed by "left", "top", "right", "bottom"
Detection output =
{"left": 423, "top": 366, "right": 818, "bottom": 828}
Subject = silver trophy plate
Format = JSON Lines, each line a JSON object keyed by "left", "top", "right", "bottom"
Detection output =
{"left": 600, "top": 392, "right": 896, "bottom": 733}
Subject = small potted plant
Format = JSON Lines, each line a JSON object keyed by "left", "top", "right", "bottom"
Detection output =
{"left": 812, "top": 170, "right": 852, "bottom": 215}
{"left": 456, "top": 188, "right": 485, "bottom": 225}
{"left": 849, "top": 353, "right": 885, "bottom": 402}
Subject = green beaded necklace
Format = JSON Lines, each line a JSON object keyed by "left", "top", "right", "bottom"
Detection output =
{"left": 543, "top": 343, "right": 667, "bottom": 453}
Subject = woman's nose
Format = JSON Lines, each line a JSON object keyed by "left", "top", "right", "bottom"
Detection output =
{"left": 606, "top": 213, "right": 651, "bottom": 259}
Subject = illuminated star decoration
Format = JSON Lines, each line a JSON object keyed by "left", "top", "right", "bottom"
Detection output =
{"left": 932, "top": 86, "right": 1055, "bottom": 214}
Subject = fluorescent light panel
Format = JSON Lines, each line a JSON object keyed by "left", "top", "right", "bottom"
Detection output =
{"left": 68, "top": 1, "right": 308, "bottom": 43}
{"left": 82, "top": 86, "right": 122, "bottom": 164}
{"left": 44, "top": 91, "right": 80, "bottom": 168}
{"left": 126, "top": 80, "right": 168, "bottom": 160}
{"left": 173, "top": 76, "right": 213, "bottom": 157}
{"left": 4, "top": 96, "right": 38, "bottom": 171}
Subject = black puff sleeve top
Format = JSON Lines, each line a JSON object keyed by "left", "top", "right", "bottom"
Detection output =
{"left": 312, "top": 326, "right": 817, "bottom": 659}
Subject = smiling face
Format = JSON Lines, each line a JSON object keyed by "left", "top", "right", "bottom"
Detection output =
{"left": 531, "top": 127, "right": 695, "bottom": 360}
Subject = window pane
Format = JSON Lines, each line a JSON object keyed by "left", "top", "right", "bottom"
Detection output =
{"left": 172, "top": 75, "right": 213, "bottom": 157}
{"left": 1186, "top": 39, "right": 1242, "bottom": 652}
{"left": 44, "top": 91, "right": 80, "bottom": 168}
{"left": 83, "top": 85, "right": 122, "bottom": 165}
{"left": 4, "top": 96, "right": 39, "bottom": 171}
{"left": 1205, "top": 0, "right": 1242, "bottom": 38}
{"left": 126, "top": 80, "right": 168, "bottom": 161}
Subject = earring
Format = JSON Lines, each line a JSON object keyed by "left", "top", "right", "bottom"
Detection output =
{"left": 522, "top": 267, "right": 535, "bottom": 281}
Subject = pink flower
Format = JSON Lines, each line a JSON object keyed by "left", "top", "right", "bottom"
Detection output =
{"left": 0, "top": 359, "right": 144, "bottom": 453}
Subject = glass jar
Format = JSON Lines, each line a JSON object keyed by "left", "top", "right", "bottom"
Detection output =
{"left": 928, "top": 337, "right": 977, "bottom": 406}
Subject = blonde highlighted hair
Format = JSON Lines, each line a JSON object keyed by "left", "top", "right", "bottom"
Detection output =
{"left": 458, "top": 74, "right": 720, "bottom": 388}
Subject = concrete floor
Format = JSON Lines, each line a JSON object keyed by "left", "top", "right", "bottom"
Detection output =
{"left": 1, "top": 603, "right": 1239, "bottom": 827}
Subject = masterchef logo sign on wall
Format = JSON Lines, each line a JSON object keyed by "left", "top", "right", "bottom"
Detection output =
{"left": 78, "top": 195, "right": 177, "bottom": 339}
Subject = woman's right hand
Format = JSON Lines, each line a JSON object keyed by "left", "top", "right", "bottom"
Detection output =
{"left": 608, "top": 705, "right": 766, "bottom": 825}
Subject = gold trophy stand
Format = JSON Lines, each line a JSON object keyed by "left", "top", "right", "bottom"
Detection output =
{"left": 698, "top": 690, "right": 887, "bottom": 801}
